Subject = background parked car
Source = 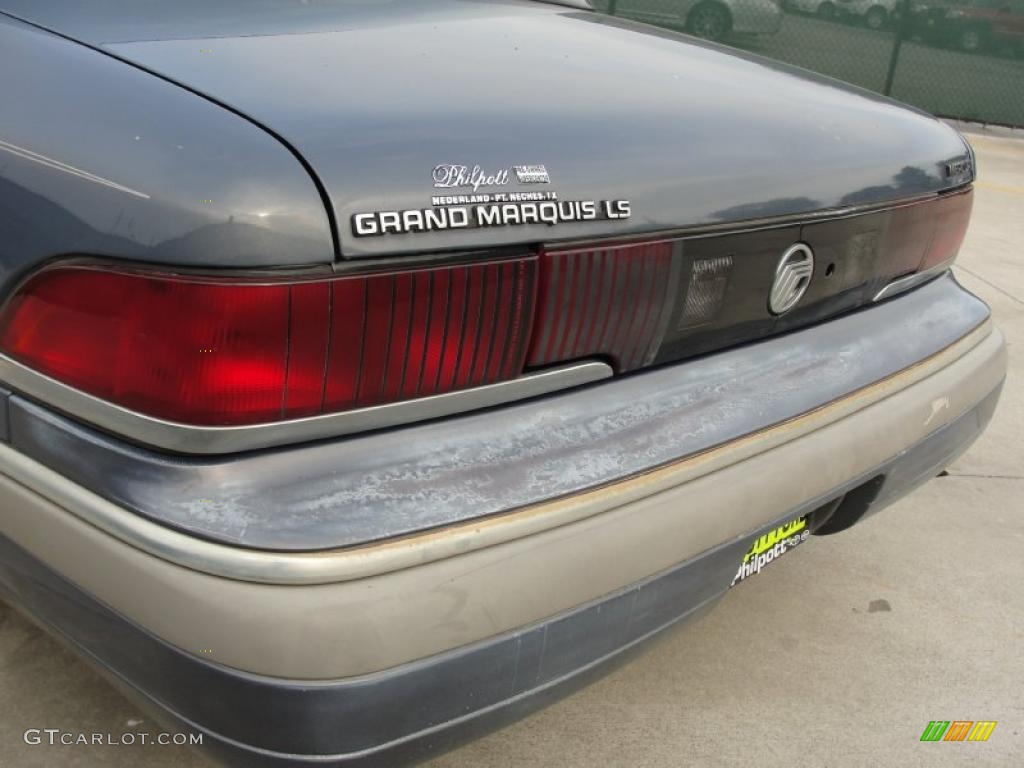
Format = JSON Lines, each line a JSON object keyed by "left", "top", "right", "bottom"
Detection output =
{"left": 910, "top": 0, "right": 1024, "bottom": 54}
{"left": 842, "top": 0, "right": 902, "bottom": 27}
{"left": 783, "top": 0, "right": 836, "bottom": 20}
{"left": 786, "top": 0, "right": 899, "bottom": 29}
{"left": 615, "top": 0, "right": 783, "bottom": 41}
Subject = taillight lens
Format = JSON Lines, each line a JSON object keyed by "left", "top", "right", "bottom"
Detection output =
{"left": 920, "top": 188, "right": 973, "bottom": 270}
{"left": 0, "top": 189, "right": 973, "bottom": 432}
{"left": 0, "top": 258, "right": 536, "bottom": 425}
{"left": 528, "top": 240, "right": 675, "bottom": 371}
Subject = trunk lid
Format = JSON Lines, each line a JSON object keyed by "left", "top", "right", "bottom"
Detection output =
{"left": 1, "top": 0, "right": 971, "bottom": 258}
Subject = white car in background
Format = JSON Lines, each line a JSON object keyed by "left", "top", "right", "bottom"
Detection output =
{"left": 786, "top": 0, "right": 899, "bottom": 29}
{"left": 614, "top": 0, "right": 784, "bottom": 41}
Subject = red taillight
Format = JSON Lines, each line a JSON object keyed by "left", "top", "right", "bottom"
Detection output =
{"left": 527, "top": 240, "right": 675, "bottom": 371}
{"left": 921, "top": 188, "right": 973, "bottom": 270}
{"left": 0, "top": 258, "right": 536, "bottom": 425}
{"left": 323, "top": 260, "right": 535, "bottom": 412}
{"left": 0, "top": 189, "right": 973, "bottom": 433}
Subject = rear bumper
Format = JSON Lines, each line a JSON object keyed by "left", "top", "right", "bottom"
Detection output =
{"left": 0, "top": 274, "right": 1008, "bottom": 765}
{"left": 0, "top": 381, "right": 1005, "bottom": 767}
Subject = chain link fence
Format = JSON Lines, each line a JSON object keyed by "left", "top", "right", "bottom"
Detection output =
{"left": 593, "top": 0, "right": 1024, "bottom": 127}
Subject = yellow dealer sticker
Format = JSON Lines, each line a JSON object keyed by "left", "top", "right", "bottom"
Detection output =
{"left": 731, "top": 516, "right": 810, "bottom": 587}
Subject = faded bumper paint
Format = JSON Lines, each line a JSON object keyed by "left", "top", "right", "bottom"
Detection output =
{"left": 4, "top": 275, "right": 995, "bottom": 556}
{"left": 0, "top": 371, "right": 1005, "bottom": 766}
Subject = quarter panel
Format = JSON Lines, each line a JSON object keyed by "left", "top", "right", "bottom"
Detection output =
{"left": 0, "top": 16, "right": 334, "bottom": 297}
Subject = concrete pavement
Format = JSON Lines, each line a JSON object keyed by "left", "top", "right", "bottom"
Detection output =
{"left": 1, "top": 132, "right": 1021, "bottom": 767}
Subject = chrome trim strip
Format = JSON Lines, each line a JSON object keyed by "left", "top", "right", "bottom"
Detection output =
{"left": 0, "top": 358, "right": 612, "bottom": 455}
{"left": 0, "top": 320, "right": 998, "bottom": 586}
{"left": 0, "top": 138, "right": 151, "bottom": 200}
{"left": 874, "top": 266, "right": 951, "bottom": 303}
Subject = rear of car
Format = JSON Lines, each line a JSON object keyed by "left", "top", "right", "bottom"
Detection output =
{"left": 0, "top": 1, "right": 1006, "bottom": 766}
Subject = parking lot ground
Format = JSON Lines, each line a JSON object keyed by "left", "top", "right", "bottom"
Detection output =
{"left": 1, "top": 131, "right": 1022, "bottom": 767}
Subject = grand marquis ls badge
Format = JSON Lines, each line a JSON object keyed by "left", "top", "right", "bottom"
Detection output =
{"left": 352, "top": 163, "right": 631, "bottom": 238}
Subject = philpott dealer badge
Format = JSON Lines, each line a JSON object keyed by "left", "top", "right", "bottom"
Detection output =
{"left": 351, "top": 163, "right": 631, "bottom": 237}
